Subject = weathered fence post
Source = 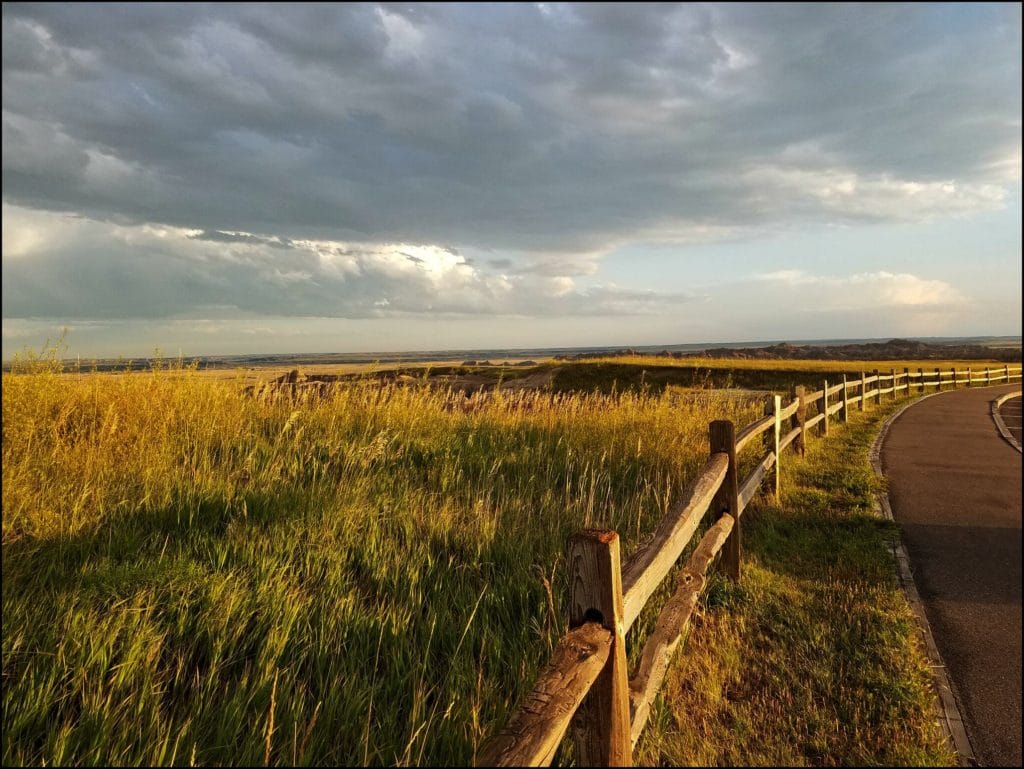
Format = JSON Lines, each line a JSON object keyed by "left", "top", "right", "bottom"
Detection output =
{"left": 873, "top": 369, "right": 880, "bottom": 405}
{"left": 889, "top": 368, "right": 896, "bottom": 401}
{"left": 918, "top": 368, "right": 924, "bottom": 394}
{"left": 764, "top": 395, "right": 781, "bottom": 500}
{"left": 568, "top": 531, "right": 632, "bottom": 767}
{"left": 860, "top": 371, "right": 867, "bottom": 411}
{"left": 986, "top": 367, "right": 991, "bottom": 386}
{"left": 821, "top": 379, "right": 829, "bottom": 437}
{"left": 841, "top": 374, "right": 849, "bottom": 423}
{"left": 790, "top": 385, "right": 807, "bottom": 454}
{"left": 903, "top": 367, "right": 909, "bottom": 397}
{"left": 953, "top": 367, "right": 960, "bottom": 388}
{"left": 709, "top": 421, "right": 740, "bottom": 582}
{"left": 935, "top": 367, "right": 941, "bottom": 392}
{"left": 1006, "top": 364, "right": 1011, "bottom": 382}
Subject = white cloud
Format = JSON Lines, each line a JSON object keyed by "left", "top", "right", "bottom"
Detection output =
{"left": 754, "top": 269, "right": 965, "bottom": 310}
{"left": 744, "top": 165, "right": 1008, "bottom": 223}
{"left": 1, "top": 205, "right": 691, "bottom": 320}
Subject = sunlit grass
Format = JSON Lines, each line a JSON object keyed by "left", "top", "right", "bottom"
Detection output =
{"left": 634, "top": 398, "right": 956, "bottom": 766}
{"left": 548, "top": 355, "right": 1020, "bottom": 397}
{"left": 2, "top": 346, "right": 958, "bottom": 765}
{"left": 583, "top": 354, "right": 1016, "bottom": 374}
{"left": 3, "top": 352, "right": 761, "bottom": 765}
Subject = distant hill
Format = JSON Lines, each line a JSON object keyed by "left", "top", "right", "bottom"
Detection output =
{"left": 3, "top": 336, "right": 1020, "bottom": 372}
{"left": 558, "top": 338, "right": 1022, "bottom": 363}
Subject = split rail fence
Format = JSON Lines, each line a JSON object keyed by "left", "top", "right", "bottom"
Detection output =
{"left": 477, "top": 364, "right": 1023, "bottom": 767}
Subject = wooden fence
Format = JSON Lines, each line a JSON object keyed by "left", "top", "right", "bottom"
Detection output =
{"left": 477, "top": 364, "right": 1023, "bottom": 767}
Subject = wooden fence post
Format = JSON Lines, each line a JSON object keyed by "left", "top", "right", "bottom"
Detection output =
{"left": 1006, "top": 364, "right": 1011, "bottom": 382}
{"left": 935, "top": 367, "right": 941, "bottom": 392}
{"left": 873, "top": 369, "right": 880, "bottom": 405}
{"left": 859, "top": 372, "right": 867, "bottom": 411}
{"left": 791, "top": 385, "right": 807, "bottom": 453}
{"left": 903, "top": 368, "right": 909, "bottom": 397}
{"left": 986, "top": 367, "right": 991, "bottom": 386}
{"left": 841, "top": 374, "right": 849, "bottom": 424}
{"left": 890, "top": 368, "right": 896, "bottom": 401}
{"left": 821, "top": 379, "right": 829, "bottom": 436}
{"left": 765, "top": 395, "right": 781, "bottom": 500}
{"left": 954, "top": 367, "right": 960, "bottom": 388}
{"left": 918, "top": 368, "right": 924, "bottom": 394}
{"left": 709, "top": 421, "right": 740, "bottom": 581}
{"left": 568, "top": 531, "right": 631, "bottom": 767}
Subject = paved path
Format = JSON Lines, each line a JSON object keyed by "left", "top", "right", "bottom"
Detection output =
{"left": 881, "top": 384, "right": 1022, "bottom": 766}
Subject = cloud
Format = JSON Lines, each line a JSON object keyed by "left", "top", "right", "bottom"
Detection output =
{"left": 1, "top": 2, "right": 1019, "bottom": 261}
{"left": 754, "top": 269, "right": 965, "bottom": 309}
{"left": 188, "top": 229, "right": 293, "bottom": 249}
{"left": 2, "top": 3, "right": 1019, "bottom": 340}
{"left": 742, "top": 164, "right": 1008, "bottom": 223}
{"left": 1, "top": 204, "right": 692, "bottom": 320}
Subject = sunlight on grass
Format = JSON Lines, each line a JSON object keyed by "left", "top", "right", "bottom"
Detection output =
{"left": 3, "top": 351, "right": 760, "bottom": 765}
{"left": 633, "top": 400, "right": 956, "bottom": 767}
{"left": 2, "top": 345, "right": 959, "bottom": 766}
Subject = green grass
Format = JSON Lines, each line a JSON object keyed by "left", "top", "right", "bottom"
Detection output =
{"left": 3, "top": 359, "right": 761, "bottom": 766}
{"left": 2, "top": 353, "right": 955, "bottom": 766}
{"left": 634, "top": 398, "right": 956, "bottom": 766}
{"left": 549, "top": 356, "right": 1017, "bottom": 395}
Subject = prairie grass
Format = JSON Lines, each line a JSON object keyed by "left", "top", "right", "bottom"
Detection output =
{"left": 3, "top": 354, "right": 760, "bottom": 765}
{"left": 2, "top": 349, "right": 956, "bottom": 766}
{"left": 581, "top": 354, "right": 1015, "bottom": 373}
{"left": 550, "top": 355, "right": 1019, "bottom": 395}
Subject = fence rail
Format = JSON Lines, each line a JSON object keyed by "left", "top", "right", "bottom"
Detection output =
{"left": 477, "top": 364, "right": 1022, "bottom": 766}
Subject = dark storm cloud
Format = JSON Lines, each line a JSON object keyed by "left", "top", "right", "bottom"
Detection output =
{"left": 189, "top": 229, "right": 294, "bottom": 249}
{"left": 4, "top": 4, "right": 1019, "bottom": 245}
{"left": 1, "top": 3, "right": 1020, "bottom": 322}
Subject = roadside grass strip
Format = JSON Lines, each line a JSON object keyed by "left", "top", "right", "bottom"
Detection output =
{"left": 633, "top": 400, "right": 956, "bottom": 767}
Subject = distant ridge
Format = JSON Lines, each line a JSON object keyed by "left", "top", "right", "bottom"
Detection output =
{"left": 557, "top": 338, "right": 1022, "bottom": 363}
{"left": 3, "top": 336, "right": 1019, "bottom": 372}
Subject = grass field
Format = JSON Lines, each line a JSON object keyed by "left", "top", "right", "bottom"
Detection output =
{"left": 635, "top": 397, "right": 955, "bottom": 766}
{"left": 548, "top": 355, "right": 1015, "bottom": 394}
{"left": 2, "top": 350, "right": 956, "bottom": 765}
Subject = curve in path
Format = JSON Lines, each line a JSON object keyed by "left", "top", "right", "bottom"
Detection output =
{"left": 881, "top": 384, "right": 1022, "bottom": 767}
{"left": 997, "top": 395, "right": 1022, "bottom": 449}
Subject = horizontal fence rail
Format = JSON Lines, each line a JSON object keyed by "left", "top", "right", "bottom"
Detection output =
{"left": 620, "top": 453, "right": 728, "bottom": 631}
{"left": 477, "top": 365, "right": 1022, "bottom": 766}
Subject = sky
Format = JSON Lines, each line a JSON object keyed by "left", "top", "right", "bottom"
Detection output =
{"left": 2, "top": 2, "right": 1021, "bottom": 359}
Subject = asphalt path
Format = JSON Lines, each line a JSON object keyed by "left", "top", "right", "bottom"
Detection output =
{"left": 881, "top": 384, "right": 1022, "bottom": 766}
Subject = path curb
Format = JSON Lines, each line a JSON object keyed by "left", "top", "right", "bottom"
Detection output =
{"left": 991, "top": 390, "right": 1022, "bottom": 453}
{"left": 869, "top": 392, "right": 977, "bottom": 767}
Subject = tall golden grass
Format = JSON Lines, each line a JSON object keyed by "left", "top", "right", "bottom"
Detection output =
{"left": 4, "top": 353, "right": 763, "bottom": 765}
